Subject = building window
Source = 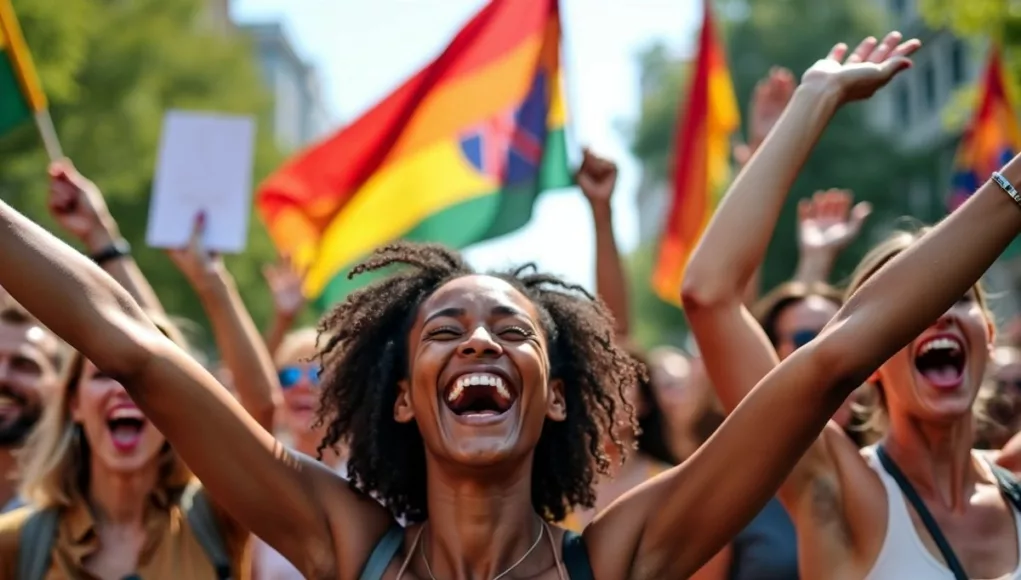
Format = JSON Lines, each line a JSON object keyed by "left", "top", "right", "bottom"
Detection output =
{"left": 923, "top": 62, "right": 938, "bottom": 111}
{"left": 950, "top": 40, "right": 967, "bottom": 86}
{"left": 895, "top": 84, "right": 911, "bottom": 127}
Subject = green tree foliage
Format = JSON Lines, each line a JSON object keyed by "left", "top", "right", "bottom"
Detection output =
{"left": 0, "top": 0, "right": 285, "bottom": 353}
{"left": 625, "top": 242, "right": 689, "bottom": 349}
{"left": 629, "top": 0, "right": 932, "bottom": 345}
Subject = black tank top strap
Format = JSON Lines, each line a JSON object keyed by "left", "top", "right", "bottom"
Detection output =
{"left": 358, "top": 524, "right": 405, "bottom": 580}
{"left": 561, "top": 530, "right": 594, "bottom": 580}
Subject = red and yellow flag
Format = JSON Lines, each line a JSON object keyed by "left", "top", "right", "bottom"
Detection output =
{"left": 256, "top": 0, "right": 571, "bottom": 309}
{"left": 652, "top": 1, "right": 739, "bottom": 305}
{"left": 950, "top": 47, "right": 1021, "bottom": 211}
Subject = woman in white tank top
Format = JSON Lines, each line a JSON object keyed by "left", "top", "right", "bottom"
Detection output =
{"left": 685, "top": 32, "right": 1021, "bottom": 580}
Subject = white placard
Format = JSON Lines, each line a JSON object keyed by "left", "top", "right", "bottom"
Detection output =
{"left": 146, "top": 110, "right": 256, "bottom": 253}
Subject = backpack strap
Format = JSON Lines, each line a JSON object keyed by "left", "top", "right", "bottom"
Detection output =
{"left": 561, "top": 530, "right": 594, "bottom": 580}
{"left": 16, "top": 507, "right": 59, "bottom": 580}
{"left": 180, "top": 482, "right": 233, "bottom": 580}
{"left": 358, "top": 525, "right": 404, "bottom": 580}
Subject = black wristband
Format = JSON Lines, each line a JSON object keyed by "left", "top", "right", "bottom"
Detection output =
{"left": 90, "top": 239, "right": 131, "bottom": 265}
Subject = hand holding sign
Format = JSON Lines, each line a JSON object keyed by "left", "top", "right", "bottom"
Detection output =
{"left": 146, "top": 111, "right": 256, "bottom": 254}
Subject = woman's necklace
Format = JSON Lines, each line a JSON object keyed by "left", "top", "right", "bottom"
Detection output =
{"left": 420, "top": 518, "right": 545, "bottom": 580}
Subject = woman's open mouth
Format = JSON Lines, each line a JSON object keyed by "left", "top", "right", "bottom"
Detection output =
{"left": 914, "top": 335, "right": 966, "bottom": 389}
{"left": 106, "top": 406, "right": 147, "bottom": 452}
{"left": 443, "top": 372, "right": 515, "bottom": 418}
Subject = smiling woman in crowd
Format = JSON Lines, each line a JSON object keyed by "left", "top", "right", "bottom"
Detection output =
{"left": 685, "top": 30, "right": 1021, "bottom": 580}
{"left": 0, "top": 163, "right": 279, "bottom": 580}
{"left": 7, "top": 30, "right": 1021, "bottom": 580}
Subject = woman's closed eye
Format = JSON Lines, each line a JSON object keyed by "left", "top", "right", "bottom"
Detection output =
{"left": 498, "top": 326, "right": 535, "bottom": 340}
{"left": 426, "top": 325, "right": 462, "bottom": 339}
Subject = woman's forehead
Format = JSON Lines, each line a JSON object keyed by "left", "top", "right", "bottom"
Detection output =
{"left": 419, "top": 275, "right": 537, "bottom": 320}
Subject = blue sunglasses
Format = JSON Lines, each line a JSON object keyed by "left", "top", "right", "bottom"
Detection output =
{"left": 277, "top": 366, "right": 320, "bottom": 389}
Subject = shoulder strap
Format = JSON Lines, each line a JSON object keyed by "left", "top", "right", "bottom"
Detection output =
{"left": 180, "top": 482, "right": 233, "bottom": 580}
{"left": 875, "top": 446, "right": 968, "bottom": 580}
{"left": 989, "top": 461, "right": 1021, "bottom": 513}
{"left": 561, "top": 530, "right": 594, "bottom": 580}
{"left": 16, "top": 508, "right": 59, "bottom": 580}
{"left": 358, "top": 525, "right": 405, "bottom": 580}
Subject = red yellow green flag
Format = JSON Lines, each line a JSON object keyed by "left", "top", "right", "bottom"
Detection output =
{"left": 651, "top": 1, "right": 739, "bottom": 305}
{"left": 256, "top": 0, "right": 571, "bottom": 309}
{"left": 0, "top": 0, "right": 46, "bottom": 136}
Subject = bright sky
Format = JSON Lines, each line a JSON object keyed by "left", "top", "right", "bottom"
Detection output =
{"left": 232, "top": 0, "right": 700, "bottom": 289}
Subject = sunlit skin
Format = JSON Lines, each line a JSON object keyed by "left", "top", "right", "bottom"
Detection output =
{"left": 875, "top": 292, "right": 991, "bottom": 424}
{"left": 63, "top": 359, "right": 167, "bottom": 579}
{"left": 0, "top": 323, "right": 60, "bottom": 446}
{"left": 395, "top": 275, "right": 565, "bottom": 469}
{"left": 72, "top": 360, "right": 166, "bottom": 475}
{"left": 772, "top": 296, "right": 861, "bottom": 427}
{"left": 12, "top": 36, "right": 1021, "bottom": 573}
{"left": 275, "top": 336, "right": 332, "bottom": 459}
{"left": 684, "top": 29, "right": 1021, "bottom": 579}
{"left": 773, "top": 296, "right": 839, "bottom": 361}
{"left": 0, "top": 320, "right": 61, "bottom": 506}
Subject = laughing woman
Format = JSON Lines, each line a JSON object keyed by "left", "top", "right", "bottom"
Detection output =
{"left": 684, "top": 31, "right": 1021, "bottom": 579}
{"left": 4, "top": 31, "right": 1021, "bottom": 580}
{"left": 0, "top": 164, "right": 279, "bottom": 579}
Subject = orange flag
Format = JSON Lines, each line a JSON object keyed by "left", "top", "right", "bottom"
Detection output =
{"left": 652, "top": 1, "right": 739, "bottom": 305}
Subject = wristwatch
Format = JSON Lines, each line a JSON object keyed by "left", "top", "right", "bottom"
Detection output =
{"left": 90, "top": 239, "right": 132, "bottom": 265}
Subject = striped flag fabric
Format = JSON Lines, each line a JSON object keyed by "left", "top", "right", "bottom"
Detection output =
{"left": 651, "top": 0, "right": 739, "bottom": 305}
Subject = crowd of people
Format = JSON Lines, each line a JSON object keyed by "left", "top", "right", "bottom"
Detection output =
{"left": 1, "top": 28, "right": 1021, "bottom": 579}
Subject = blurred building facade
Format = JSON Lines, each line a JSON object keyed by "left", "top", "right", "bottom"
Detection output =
{"left": 867, "top": 0, "right": 980, "bottom": 221}
{"left": 868, "top": 0, "right": 1021, "bottom": 319}
{"left": 241, "top": 22, "right": 333, "bottom": 151}
{"left": 202, "top": 0, "right": 234, "bottom": 35}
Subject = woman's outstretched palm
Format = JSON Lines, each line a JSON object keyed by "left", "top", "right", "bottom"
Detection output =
{"left": 802, "top": 31, "right": 920, "bottom": 102}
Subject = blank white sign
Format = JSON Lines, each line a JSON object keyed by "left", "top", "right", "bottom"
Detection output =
{"left": 146, "top": 110, "right": 256, "bottom": 253}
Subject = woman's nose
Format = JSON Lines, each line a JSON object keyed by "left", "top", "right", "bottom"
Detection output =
{"left": 458, "top": 326, "right": 502, "bottom": 357}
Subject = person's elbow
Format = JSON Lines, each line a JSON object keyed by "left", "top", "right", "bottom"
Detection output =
{"left": 88, "top": 305, "right": 162, "bottom": 383}
{"left": 681, "top": 266, "right": 739, "bottom": 314}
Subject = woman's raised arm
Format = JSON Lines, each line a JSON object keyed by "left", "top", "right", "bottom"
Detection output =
{"left": 0, "top": 198, "right": 391, "bottom": 577}
{"left": 587, "top": 33, "right": 944, "bottom": 578}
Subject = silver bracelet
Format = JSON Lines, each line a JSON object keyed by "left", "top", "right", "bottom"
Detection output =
{"left": 992, "top": 171, "right": 1021, "bottom": 208}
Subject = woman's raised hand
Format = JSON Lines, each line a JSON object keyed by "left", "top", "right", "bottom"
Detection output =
{"left": 802, "top": 31, "right": 920, "bottom": 103}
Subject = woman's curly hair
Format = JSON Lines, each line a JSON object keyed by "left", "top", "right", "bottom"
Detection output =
{"left": 313, "top": 242, "right": 643, "bottom": 524}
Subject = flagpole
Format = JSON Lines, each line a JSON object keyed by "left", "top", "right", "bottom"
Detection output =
{"left": 33, "top": 109, "right": 62, "bottom": 161}
{"left": 556, "top": 0, "right": 582, "bottom": 170}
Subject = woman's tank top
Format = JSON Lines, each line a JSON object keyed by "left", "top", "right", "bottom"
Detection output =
{"left": 862, "top": 447, "right": 1021, "bottom": 579}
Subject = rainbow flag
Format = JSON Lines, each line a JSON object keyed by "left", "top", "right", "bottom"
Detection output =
{"left": 0, "top": 0, "right": 46, "bottom": 136}
{"left": 950, "top": 47, "right": 1021, "bottom": 213}
{"left": 651, "top": 1, "right": 739, "bottom": 305}
{"left": 257, "top": 0, "right": 571, "bottom": 308}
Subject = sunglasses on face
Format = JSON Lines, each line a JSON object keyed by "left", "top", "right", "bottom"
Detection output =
{"left": 998, "top": 378, "right": 1021, "bottom": 393}
{"left": 277, "top": 366, "right": 320, "bottom": 389}
{"left": 790, "top": 329, "right": 821, "bottom": 350}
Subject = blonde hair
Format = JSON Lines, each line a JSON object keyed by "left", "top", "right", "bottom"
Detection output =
{"left": 845, "top": 227, "right": 995, "bottom": 443}
{"left": 274, "top": 327, "right": 319, "bottom": 368}
{"left": 17, "top": 312, "right": 192, "bottom": 508}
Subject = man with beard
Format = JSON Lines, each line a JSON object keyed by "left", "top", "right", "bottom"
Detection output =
{"left": 0, "top": 303, "right": 65, "bottom": 512}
